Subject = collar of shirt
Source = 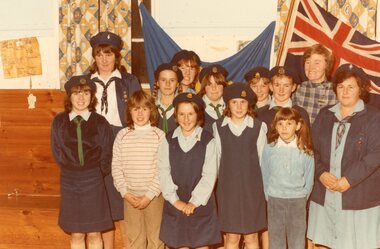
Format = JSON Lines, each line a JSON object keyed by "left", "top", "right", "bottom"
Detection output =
{"left": 306, "top": 79, "right": 332, "bottom": 89}
{"left": 203, "top": 95, "right": 225, "bottom": 118}
{"left": 156, "top": 92, "right": 175, "bottom": 118}
{"left": 269, "top": 98, "right": 293, "bottom": 110}
{"left": 69, "top": 111, "right": 91, "bottom": 121}
{"left": 329, "top": 99, "right": 364, "bottom": 120}
{"left": 276, "top": 136, "right": 298, "bottom": 148}
{"left": 91, "top": 69, "right": 122, "bottom": 82}
{"left": 172, "top": 125, "right": 201, "bottom": 139}
{"left": 221, "top": 115, "right": 253, "bottom": 128}
{"left": 256, "top": 95, "right": 271, "bottom": 108}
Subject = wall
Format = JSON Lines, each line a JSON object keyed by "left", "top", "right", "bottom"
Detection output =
{"left": 0, "top": 0, "right": 59, "bottom": 89}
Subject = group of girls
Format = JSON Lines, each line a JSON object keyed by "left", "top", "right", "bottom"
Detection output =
{"left": 52, "top": 36, "right": 380, "bottom": 249}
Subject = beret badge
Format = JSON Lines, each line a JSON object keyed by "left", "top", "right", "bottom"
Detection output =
{"left": 80, "top": 78, "right": 87, "bottom": 84}
{"left": 278, "top": 67, "right": 285, "bottom": 75}
{"left": 255, "top": 72, "right": 261, "bottom": 79}
{"left": 186, "top": 93, "right": 193, "bottom": 99}
{"left": 241, "top": 90, "right": 247, "bottom": 97}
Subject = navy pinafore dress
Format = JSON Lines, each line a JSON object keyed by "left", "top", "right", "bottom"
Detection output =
{"left": 159, "top": 130, "right": 221, "bottom": 248}
{"left": 215, "top": 118, "right": 267, "bottom": 234}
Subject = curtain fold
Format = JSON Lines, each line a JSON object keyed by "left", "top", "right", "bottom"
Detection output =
{"left": 59, "top": 0, "right": 132, "bottom": 87}
{"left": 139, "top": 3, "right": 275, "bottom": 91}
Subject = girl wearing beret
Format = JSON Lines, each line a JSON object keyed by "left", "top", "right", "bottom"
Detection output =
{"left": 198, "top": 64, "right": 228, "bottom": 134}
{"left": 51, "top": 76, "right": 114, "bottom": 249}
{"left": 307, "top": 64, "right": 380, "bottom": 249}
{"left": 213, "top": 83, "right": 267, "bottom": 249}
{"left": 152, "top": 63, "right": 183, "bottom": 134}
{"left": 89, "top": 31, "right": 142, "bottom": 249}
{"left": 244, "top": 66, "right": 272, "bottom": 109}
{"left": 158, "top": 93, "right": 221, "bottom": 248}
{"left": 171, "top": 50, "right": 201, "bottom": 93}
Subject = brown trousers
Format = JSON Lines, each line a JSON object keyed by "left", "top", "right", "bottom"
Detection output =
{"left": 124, "top": 195, "right": 164, "bottom": 249}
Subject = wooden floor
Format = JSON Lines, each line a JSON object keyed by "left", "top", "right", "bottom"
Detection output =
{"left": 0, "top": 195, "right": 124, "bottom": 249}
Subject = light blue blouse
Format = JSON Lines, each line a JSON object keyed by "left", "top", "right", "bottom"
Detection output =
{"left": 308, "top": 100, "right": 380, "bottom": 249}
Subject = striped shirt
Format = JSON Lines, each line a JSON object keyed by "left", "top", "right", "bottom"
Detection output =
{"left": 112, "top": 125, "right": 165, "bottom": 200}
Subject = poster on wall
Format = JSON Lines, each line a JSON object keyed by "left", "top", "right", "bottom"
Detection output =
{"left": 0, "top": 37, "right": 42, "bottom": 79}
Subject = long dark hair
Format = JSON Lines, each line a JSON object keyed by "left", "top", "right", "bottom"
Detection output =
{"left": 268, "top": 107, "right": 313, "bottom": 156}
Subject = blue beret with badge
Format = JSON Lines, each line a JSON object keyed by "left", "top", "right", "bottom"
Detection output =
{"left": 199, "top": 64, "right": 229, "bottom": 82}
{"left": 244, "top": 66, "right": 270, "bottom": 82}
{"left": 173, "top": 92, "right": 205, "bottom": 109}
{"left": 90, "top": 31, "right": 123, "bottom": 51}
{"left": 269, "top": 66, "right": 300, "bottom": 85}
{"left": 154, "top": 63, "right": 184, "bottom": 83}
{"left": 223, "top": 82, "right": 257, "bottom": 106}
{"left": 64, "top": 75, "right": 96, "bottom": 94}
{"left": 332, "top": 63, "right": 368, "bottom": 83}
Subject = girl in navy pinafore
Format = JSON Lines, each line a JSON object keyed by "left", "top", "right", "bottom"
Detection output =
{"left": 213, "top": 83, "right": 267, "bottom": 249}
{"left": 158, "top": 93, "right": 221, "bottom": 249}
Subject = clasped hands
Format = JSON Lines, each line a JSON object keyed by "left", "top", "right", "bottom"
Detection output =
{"left": 125, "top": 193, "right": 151, "bottom": 210}
{"left": 174, "top": 200, "right": 196, "bottom": 216}
{"left": 319, "top": 172, "right": 351, "bottom": 193}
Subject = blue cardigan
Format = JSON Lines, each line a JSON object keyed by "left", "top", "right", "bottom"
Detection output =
{"left": 310, "top": 104, "right": 380, "bottom": 210}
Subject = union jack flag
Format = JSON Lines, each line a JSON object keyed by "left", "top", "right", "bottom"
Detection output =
{"left": 277, "top": 0, "right": 380, "bottom": 106}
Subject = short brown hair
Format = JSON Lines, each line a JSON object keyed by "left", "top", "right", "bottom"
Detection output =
{"left": 125, "top": 90, "right": 159, "bottom": 129}
{"left": 174, "top": 101, "right": 205, "bottom": 127}
{"left": 64, "top": 85, "right": 98, "bottom": 113}
{"left": 303, "top": 44, "right": 334, "bottom": 78}
{"left": 223, "top": 100, "right": 256, "bottom": 118}
{"left": 90, "top": 44, "right": 127, "bottom": 74}
{"left": 332, "top": 72, "right": 370, "bottom": 103}
{"left": 198, "top": 73, "right": 227, "bottom": 96}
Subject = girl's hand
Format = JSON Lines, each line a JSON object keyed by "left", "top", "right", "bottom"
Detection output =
{"left": 319, "top": 172, "right": 338, "bottom": 191}
{"left": 125, "top": 193, "right": 139, "bottom": 208}
{"left": 173, "top": 200, "right": 187, "bottom": 212}
{"left": 182, "top": 202, "right": 196, "bottom": 216}
{"left": 331, "top": 177, "right": 351, "bottom": 192}
{"left": 136, "top": 196, "right": 151, "bottom": 210}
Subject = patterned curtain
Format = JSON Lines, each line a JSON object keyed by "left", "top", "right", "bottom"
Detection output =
{"left": 59, "top": 0, "right": 131, "bottom": 88}
{"left": 273, "top": 0, "right": 377, "bottom": 63}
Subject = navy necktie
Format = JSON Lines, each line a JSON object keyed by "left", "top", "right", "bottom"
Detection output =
{"left": 92, "top": 76, "right": 118, "bottom": 114}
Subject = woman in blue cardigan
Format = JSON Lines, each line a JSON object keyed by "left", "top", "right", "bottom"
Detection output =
{"left": 307, "top": 64, "right": 380, "bottom": 249}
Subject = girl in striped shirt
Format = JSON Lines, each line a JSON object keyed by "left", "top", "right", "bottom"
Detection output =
{"left": 111, "top": 90, "right": 165, "bottom": 249}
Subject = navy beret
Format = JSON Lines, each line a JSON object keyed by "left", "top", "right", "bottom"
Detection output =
{"left": 332, "top": 63, "right": 368, "bottom": 83}
{"left": 199, "top": 64, "right": 229, "bottom": 82}
{"left": 154, "top": 63, "right": 184, "bottom": 83}
{"left": 244, "top": 66, "right": 270, "bottom": 82}
{"left": 64, "top": 75, "right": 96, "bottom": 94}
{"left": 269, "top": 66, "right": 300, "bottom": 85}
{"left": 173, "top": 92, "right": 205, "bottom": 110}
{"left": 170, "top": 50, "right": 201, "bottom": 66}
{"left": 90, "top": 31, "right": 123, "bottom": 50}
{"left": 223, "top": 82, "right": 257, "bottom": 106}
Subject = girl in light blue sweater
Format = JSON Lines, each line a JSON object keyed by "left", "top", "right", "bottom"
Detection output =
{"left": 261, "top": 107, "right": 314, "bottom": 249}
